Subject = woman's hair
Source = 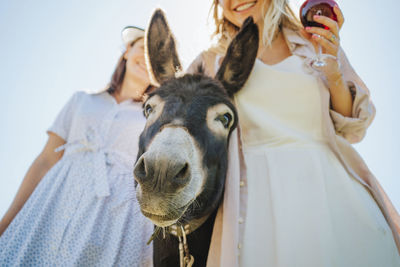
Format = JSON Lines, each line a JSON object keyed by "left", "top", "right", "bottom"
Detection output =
{"left": 211, "top": 0, "right": 302, "bottom": 47}
{"left": 107, "top": 37, "right": 151, "bottom": 95}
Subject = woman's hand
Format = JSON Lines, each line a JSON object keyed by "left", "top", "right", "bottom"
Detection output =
{"left": 304, "top": 5, "right": 345, "bottom": 83}
{"left": 302, "top": 5, "right": 353, "bottom": 117}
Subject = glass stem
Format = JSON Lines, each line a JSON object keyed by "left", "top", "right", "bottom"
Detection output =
{"left": 317, "top": 44, "right": 323, "bottom": 61}
{"left": 312, "top": 43, "right": 326, "bottom": 68}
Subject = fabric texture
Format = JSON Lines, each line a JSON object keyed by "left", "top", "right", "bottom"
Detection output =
{"left": 187, "top": 28, "right": 400, "bottom": 267}
{"left": 0, "top": 91, "right": 153, "bottom": 266}
{"left": 237, "top": 55, "right": 399, "bottom": 266}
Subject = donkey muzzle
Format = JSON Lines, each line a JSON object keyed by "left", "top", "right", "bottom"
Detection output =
{"left": 134, "top": 127, "right": 196, "bottom": 192}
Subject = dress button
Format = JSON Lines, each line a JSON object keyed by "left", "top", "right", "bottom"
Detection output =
{"left": 240, "top": 180, "right": 245, "bottom": 187}
{"left": 238, "top": 217, "right": 244, "bottom": 224}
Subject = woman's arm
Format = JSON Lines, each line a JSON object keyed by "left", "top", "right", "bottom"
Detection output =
{"left": 0, "top": 133, "right": 65, "bottom": 236}
{"left": 324, "top": 61, "right": 353, "bottom": 117}
{"left": 304, "top": 5, "right": 354, "bottom": 117}
{"left": 303, "top": 5, "right": 376, "bottom": 144}
{"left": 328, "top": 48, "right": 376, "bottom": 143}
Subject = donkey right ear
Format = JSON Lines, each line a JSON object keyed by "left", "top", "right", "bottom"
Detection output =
{"left": 215, "top": 17, "right": 259, "bottom": 97}
{"left": 145, "top": 9, "right": 182, "bottom": 86}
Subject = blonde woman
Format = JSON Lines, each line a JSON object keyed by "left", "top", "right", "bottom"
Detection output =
{"left": 0, "top": 27, "right": 153, "bottom": 266}
{"left": 189, "top": 0, "right": 400, "bottom": 266}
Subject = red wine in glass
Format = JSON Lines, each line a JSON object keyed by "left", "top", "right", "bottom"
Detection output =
{"left": 300, "top": 0, "right": 338, "bottom": 67}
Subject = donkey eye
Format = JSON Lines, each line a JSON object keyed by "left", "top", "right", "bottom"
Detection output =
{"left": 144, "top": 104, "right": 153, "bottom": 118}
{"left": 215, "top": 113, "right": 232, "bottom": 128}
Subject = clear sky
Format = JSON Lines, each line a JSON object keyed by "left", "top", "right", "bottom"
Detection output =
{"left": 0, "top": 0, "right": 399, "bottom": 219}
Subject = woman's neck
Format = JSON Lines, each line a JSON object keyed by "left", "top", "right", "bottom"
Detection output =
{"left": 115, "top": 75, "right": 147, "bottom": 103}
{"left": 257, "top": 27, "right": 292, "bottom": 66}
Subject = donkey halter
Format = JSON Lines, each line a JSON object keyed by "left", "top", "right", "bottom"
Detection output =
{"left": 146, "top": 213, "right": 211, "bottom": 267}
{"left": 177, "top": 225, "right": 194, "bottom": 267}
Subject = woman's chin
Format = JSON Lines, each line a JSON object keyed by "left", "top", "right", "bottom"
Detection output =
{"left": 127, "top": 67, "right": 150, "bottom": 85}
{"left": 232, "top": 4, "right": 265, "bottom": 27}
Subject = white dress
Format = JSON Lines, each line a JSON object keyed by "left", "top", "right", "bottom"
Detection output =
{"left": 0, "top": 91, "right": 153, "bottom": 266}
{"left": 237, "top": 56, "right": 400, "bottom": 266}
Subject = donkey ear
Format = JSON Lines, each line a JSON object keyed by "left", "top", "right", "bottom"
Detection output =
{"left": 215, "top": 17, "right": 259, "bottom": 97}
{"left": 145, "top": 9, "right": 182, "bottom": 86}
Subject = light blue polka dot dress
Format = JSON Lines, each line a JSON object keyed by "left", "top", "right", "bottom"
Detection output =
{"left": 0, "top": 91, "right": 153, "bottom": 266}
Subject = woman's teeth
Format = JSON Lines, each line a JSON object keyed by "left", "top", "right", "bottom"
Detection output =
{"left": 235, "top": 2, "right": 256, "bottom": 12}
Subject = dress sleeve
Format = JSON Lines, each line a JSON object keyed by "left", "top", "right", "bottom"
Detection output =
{"left": 47, "top": 91, "right": 81, "bottom": 140}
{"left": 186, "top": 50, "right": 219, "bottom": 77}
{"left": 187, "top": 53, "right": 205, "bottom": 74}
{"left": 329, "top": 48, "right": 376, "bottom": 144}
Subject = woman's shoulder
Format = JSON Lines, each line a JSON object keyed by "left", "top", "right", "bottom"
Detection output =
{"left": 63, "top": 90, "right": 110, "bottom": 109}
{"left": 187, "top": 46, "right": 224, "bottom": 76}
{"left": 68, "top": 90, "right": 92, "bottom": 99}
{"left": 76, "top": 88, "right": 108, "bottom": 97}
{"left": 73, "top": 89, "right": 111, "bottom": 100}
{"left": 282, "top": 27, "right": 314, "bottom": 52}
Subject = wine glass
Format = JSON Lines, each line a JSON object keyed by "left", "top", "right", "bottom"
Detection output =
{"left": 300, "top": 0, "right": 338, "bottom": 68}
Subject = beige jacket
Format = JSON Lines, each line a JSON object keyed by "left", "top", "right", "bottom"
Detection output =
{"left": 188, "top": 28, "right": 400, "bottom": 267}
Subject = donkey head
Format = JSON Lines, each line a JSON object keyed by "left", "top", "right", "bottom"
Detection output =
{"left": 134, "top": 9, "right": 258, "bottom": 229}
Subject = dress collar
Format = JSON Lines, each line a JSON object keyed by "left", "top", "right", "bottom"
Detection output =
{"left": 282, "top": 28, "right": 316, "bottom": 66}
{"left": 97, "top": 90, "right": 144, "bottom": 108}
{"left": 282, "top": 28, "right": 310, "bottom": 52}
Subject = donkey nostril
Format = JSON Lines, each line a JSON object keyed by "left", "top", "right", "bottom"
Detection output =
{"left": 176, "top": 163, "right": 188, "bottom": 179}
{"left": 172, "top": 163, "right": 190, "bottom": 187}
{"left": 134, "top": 157, "right": 147, "bottom": 184}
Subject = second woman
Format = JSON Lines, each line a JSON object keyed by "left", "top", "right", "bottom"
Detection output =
{"left": 0, "top": 26, "right": 153, "bottom": 266}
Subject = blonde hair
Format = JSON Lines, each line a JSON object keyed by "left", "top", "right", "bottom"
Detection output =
{"left": 211, "top": 0, "right": 302, "bottom": 47}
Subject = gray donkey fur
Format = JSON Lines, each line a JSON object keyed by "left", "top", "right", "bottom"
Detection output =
{"left": 134, "top": 9, "right": 259, "bottom": 266}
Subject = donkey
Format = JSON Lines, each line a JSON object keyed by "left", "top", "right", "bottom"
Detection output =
{"left": 133, "top": 9, "right": 259, "bottom": 267}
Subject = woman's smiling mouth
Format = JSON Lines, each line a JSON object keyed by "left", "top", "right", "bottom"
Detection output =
{"left": 234, "top": 1, "right": 257, "bottom": 12}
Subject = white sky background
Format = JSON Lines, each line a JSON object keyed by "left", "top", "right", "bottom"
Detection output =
{"left": 0, "top": 0, "right": 399, "bottom": 218}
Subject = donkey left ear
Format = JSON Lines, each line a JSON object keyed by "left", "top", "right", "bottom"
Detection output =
{"left": 146, "top": 9, "right": 182, "bottom": 86}
{"left": 215, "top": 17, "right": 259, "bottom": 97}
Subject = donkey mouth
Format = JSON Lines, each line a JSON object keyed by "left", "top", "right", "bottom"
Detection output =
{"left": 140, "top": 201, "right": 193, "bottom": 227}
{"left": 141, "top": 210, "right": 180, "bottom": 226}
{"left": 142, "top": 205, "right": 187, "bottom": 227}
